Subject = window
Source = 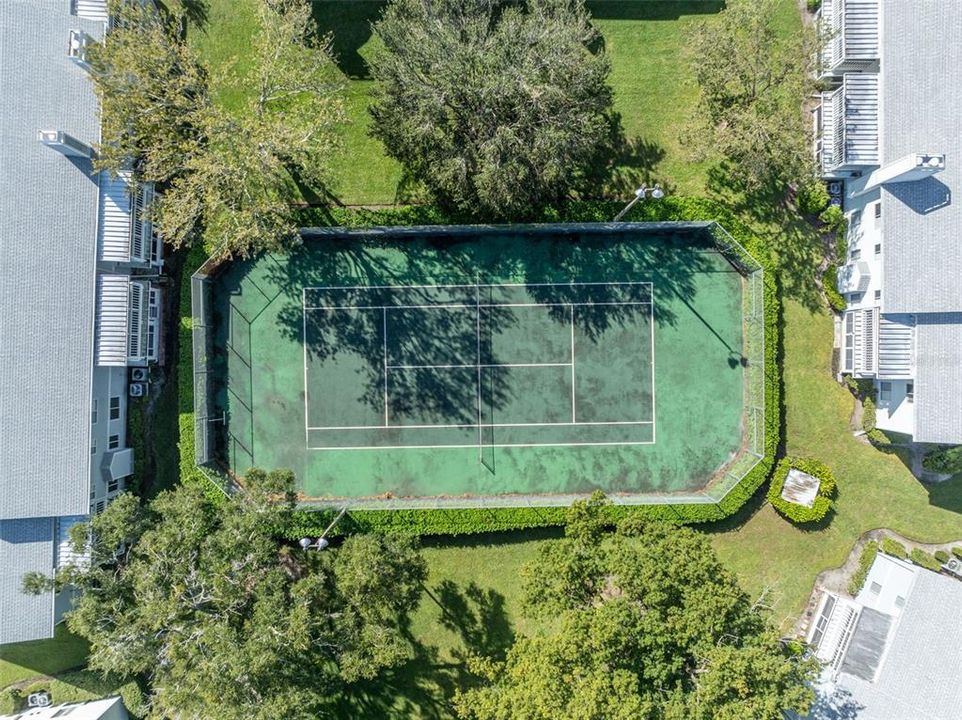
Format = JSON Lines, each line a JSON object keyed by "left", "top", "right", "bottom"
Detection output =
{"left": 880, "top": 381, "right": 892, "bottom": 402}
{"left": 869, "top": 581, "right": 882, "bottom": 594}
{"left": 843, "top": 313, "right": 854, "bottom": 372}
{"left": 91, "top": 398, "right": 98, "bottom": 425}
{"left": 107, "top": 478, "right": 119, "bottom": 494}
{"left": 875, "top": 202, "right": 882, "bottom": 219}
{"left": 850, "top": 247, "right": 862, "bottom": 261}
{"left": 906, "top": 382, "right": 914, "bottom": 403}
{"left": 875, "top": 242, "right": 882, "bottom": 255}
{"left": 109, "top": 396, "right": 121, "bottom": 420}
{"left": 895, "top": 595, "right": 906, "bottom": 609}
{"left": 90, "top": 440, "right": 96, "bottom": 455}
{"left": 874, "top": 289, "right": 881, "bottom": 301}
{"left": 108, "top": 434, "right": 120, "bottom": 450}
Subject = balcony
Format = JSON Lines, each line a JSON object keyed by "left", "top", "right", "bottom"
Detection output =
{"left": 818, "top": 0, "right": 879, "bottom": 78}
{"left": 819, "top": 73, "right": 879, "bottom": 175}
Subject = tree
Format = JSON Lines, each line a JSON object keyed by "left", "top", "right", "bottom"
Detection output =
{"left": 90, "top": 0, "right": 344, "bottom": 256}
{"left": 29, "top": 469, "right": 426, "bottom": 720}
{"left": 455, "top": 497, "right": 817, "bottom": 720}
{"left": 369, "top": 0, "right": 617, "bottom": 219}
{"left": 686, "top": 0, "right": 817, "bottom": 192}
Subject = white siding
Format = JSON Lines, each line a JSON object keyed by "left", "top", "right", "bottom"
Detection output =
{"left": 842, "top": 73, "right": 879, "bottom": 166}
{"left": 72, "top": 0, "right": 108, "bottom": 22}
{"left": 844, "top": 0, "right": 879, "bottom": 61}
{"left": 877, "top": 317, "right": 913, "bottom": 378}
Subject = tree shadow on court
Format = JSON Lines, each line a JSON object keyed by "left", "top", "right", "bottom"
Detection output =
{"left": 268, "top": 228, "right": 721, "bottom": 422}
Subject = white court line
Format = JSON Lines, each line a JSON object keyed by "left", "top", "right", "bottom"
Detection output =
{"left": 306, "top": 439, "right": 656, "bottom": 451}
{"left": 649, "top": 288, "right": 657, "bottom": 443}
{"left": 382, "top": 308, "right": 389, "bottom": 425}
{"left": 302, "top": 288, "right": 309, "bottom": 445}
{"left": 304, "top": 280, "right": 654, "bottom": 291}
{"left": 475, "top": 284, "right": 482, "bottom": 459}
{"left": 304, "top": 301, "right": 651, "bottom": 311}
{"left": 387, "top": 362, "right": 572, "bottom": 370}
{"left": 570, "top": 305, "right": 576, "bottom": 422}
{"left": 308, "top": 420, "right": 654, "bottom": 430}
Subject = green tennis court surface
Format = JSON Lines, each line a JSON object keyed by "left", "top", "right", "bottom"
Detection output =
{"left": 206, "top": 224, "right": 753, "bottom": 504}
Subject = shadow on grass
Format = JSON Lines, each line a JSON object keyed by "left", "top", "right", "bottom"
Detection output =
{"left": 586, "top": 0, "right": 723, "bottom": 21}
{"left": 925, "top": 474, "right": 962, "bottom": 515}
{"left": 312, "top": 0, "right": 384, "bottom": 80}
{"left": 706, "top": 162, "right": 826, "bottom": 313}
{"left": 336, "top": 579, "right": 517, "bottom": 719}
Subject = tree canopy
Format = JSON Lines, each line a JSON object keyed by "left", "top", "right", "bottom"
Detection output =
{"left": 369, "top": 0, "right": 617, "bottom": 219}
{"left": 686, "top": 0, "right": 817, "bottom": 193}
{"left": 90, "top": 0, "right": 344, "bottom": 256}
{"left": 28, "top": 470, "right": 426, "bottom": 720}
{"left": 455, "top": 494, "right": 817, "bottom": 720}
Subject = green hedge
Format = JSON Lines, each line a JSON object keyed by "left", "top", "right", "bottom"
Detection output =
{"left": 922, "top": 445, "right": 962, "bottom": 475}
{"left": 881, "top": 537, "right": 907, "bottom": 559}
{"left": 953, "top": 546, "right": 962, "bottom": 560}
{"left": 823, "top": 265, "right": 846, "bottom": 313}
{"left": 767, "top": 457, "right": 837, "bottom": 524}
{"left": 848, "top": 540, "right": 878, "bottom": 596}
{"left": 910, "top": 548, "right": 942, "bottom": 573}
{"left": 935, "top": 549, "right": 950, "bottom": 564}
{"left": 180, "top": 198, "right": 783, "bottom": 536}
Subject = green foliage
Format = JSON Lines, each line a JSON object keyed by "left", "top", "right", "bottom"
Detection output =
{"left": 796, "top": 181, "right": 829, "bottom": 215}
{"left": 881, "top": 537, "right": 908, "bottom": 560}
{"left": 807, "top": 0, "right": 822, "bottom": 12}
{"left": 866, "top": 428, "right": 891, "bottom": 445}
{"left": 767, "top": 457, "right": 837, "bottom": 524}
{"left": 687, "top": 0, "right": 817, "bottom": 191}
{"left": 910, "top": 548, "right": 942, "bottom": 573}
{"left": 454, "top": 515, "right": 818, "bottom": 719}
{"left": 953, "top": 546, "right": 962, "bottom": 560}
{"left": 93, "top": 0, "right": 345, "bottom": 257}
{"left": 368, "top": 0, "right": 616, "bottom": 219}
{"left": 823, "top": 265, "right": 846, "bottom": 313}
{"left": 818, "top": 205, "right": 845, "bottom": 231}
{"left": 52, "top": 472, "right": 426, "bottom": 719}
{"left": 922, "top": 445, "right": 962, "bottom": 474}
{"left": 935, "top": 549, "right": 950, "bottom": 564}
{"left": 848, "top": 541, "right": 878, "bottom": 595}
{"left": 862, "top": 396, "right": 877, "bottom": 433}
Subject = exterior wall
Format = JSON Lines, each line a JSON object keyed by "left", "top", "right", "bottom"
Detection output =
{"left": 874, "top": 378, "right": 915, "bottom": 437}
{"left": 840, "top": 190, "right": 884, "bottom": 313}
{"left": 89, "top": 367, "right": 131, "bottom": 512}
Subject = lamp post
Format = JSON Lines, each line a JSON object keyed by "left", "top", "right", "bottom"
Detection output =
{"left": 298, "top": 506, "right": 348, "bottom": 551}
{"left": 613, "top": 185, "right": 665, "bottom": 222}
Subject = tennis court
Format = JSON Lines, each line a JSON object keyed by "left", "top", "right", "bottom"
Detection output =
{"left": 194, "top": 223, "right": 764, "bottom": 505}
{"left": 303, "top": 281, "right": 654, "bottom": 451}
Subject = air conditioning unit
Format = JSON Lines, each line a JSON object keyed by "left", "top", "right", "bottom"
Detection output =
{"left": 945, "top": 558, "right": 962, "bottom": 578}
{"left": 129, "top": 382, "right": 147, "bottom": 398}
{"left": 130, "top": 367, "right": 149, "bottom": 382}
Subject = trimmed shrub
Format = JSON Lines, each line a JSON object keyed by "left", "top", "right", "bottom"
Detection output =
{"left": 881, "top": 537, "right": 907, "bottom": 559}
{"left": 953, "top": 546, "right": 962, "bottom": 560}
{"left": 796, "top": 181, "right": 829, "bottom": 216}
{"left": 823, "top": 265, "right": 847, "bottom": 313}
{"left": 848, "top": 540, "right": 878, "bottom": 596}
{"left": 181, "top": 197, "right": 783, "bottom": 536}
{"left": 819, "top": 205, "right": 845, "bottom": 231}
{"left": 807, "top": 0, "right": 822, "bottom": 12}
{"left": 910, "top": 548, "right": 942, "bottom": 572}
{"left": 862, "top": 396, "right": 877, "bottom": 433}
{"left": 935, "top": 549, "right": 950, "bottom": 564}
{"left": 767, "top": 457, "right": 837, "bottom": 524}
{"left": 922, "top": 445, "right": 962, "bottom": 475}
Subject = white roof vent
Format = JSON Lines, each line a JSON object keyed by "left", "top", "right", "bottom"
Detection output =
{"left": 67, "top": 29, "right": 93, "bottom": 69}
{"left": 38, "top": 129, "right": 94, "bottom": 158}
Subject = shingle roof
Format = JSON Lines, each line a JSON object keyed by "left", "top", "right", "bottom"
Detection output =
{"left": 914, "top": 314, "right": 962, "bottom": 443}
{"left": 0, "top": 519, "right": 55, "bottom": 645}
{"left": 807, "top": 567, "right": 962, "bottom": 720}
{"left": 880, "top": 0, "right": 962, "bottom": 315}
{"left": 0, "top": 0, "right": 103, "bottom": 519}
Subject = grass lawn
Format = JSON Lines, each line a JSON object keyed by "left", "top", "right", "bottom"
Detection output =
{"left": 0, "top": 625, "right": 88, "bottom": 689}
